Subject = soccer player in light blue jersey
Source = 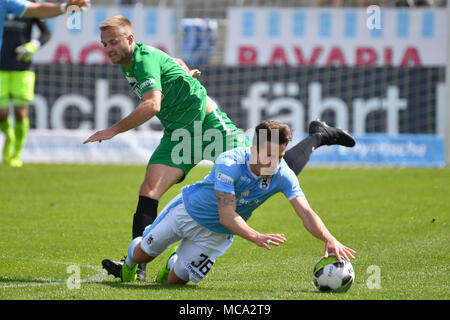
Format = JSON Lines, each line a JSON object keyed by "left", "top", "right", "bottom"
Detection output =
{"left": 0, "top": 0, "right": 89, "bottom": 57}
{"left": 103, "top": 120, "right": 356, "bottom": 285}
{"left": 90, "top": 15, "right": 355, "bottom": 282}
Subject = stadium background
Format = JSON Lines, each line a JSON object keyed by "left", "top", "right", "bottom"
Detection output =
{"left": 5, "top": 0, "right": 450, "bottom": 166}
{"left": 0, "top": 1, "right": 449, "bottom": 303}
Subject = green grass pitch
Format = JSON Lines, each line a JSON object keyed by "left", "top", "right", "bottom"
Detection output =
{"left": 0, "top": 164, "right": 448, "bottom": 300}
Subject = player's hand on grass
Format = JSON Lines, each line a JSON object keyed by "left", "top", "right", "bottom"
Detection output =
{"left": 324, "top": 237, "right": 356, "bottom": 262}
{"left": 83, "top": 128, "right": 117, "bottom": 144}
{"left": 255, "top": 233, "right": 286, "bottom": 250}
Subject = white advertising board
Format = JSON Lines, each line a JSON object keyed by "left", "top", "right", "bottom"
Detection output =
{"left": 33, "top": 6, "right": 175, "bottom": 64}
{"left": 226, "top": 8, "right": 447, "bottom": 66}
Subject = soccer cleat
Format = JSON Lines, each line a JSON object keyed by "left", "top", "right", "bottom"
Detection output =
{"left": 102, "top": 258, "right": 124, "bottom": 279}
{"left": 309, "top": 120, "right": 355, "bottom": 148}
{"left": 121, "top": 263, "right": 138, "bottom": 282}
{"left": 9, "top": 156, "right": 23, "bottom": 168}
{"left": 137, "top": 263, "right": 146, "bottom": 282}
{"left": 156, "top": 246, "right": 178, "bottom": 284}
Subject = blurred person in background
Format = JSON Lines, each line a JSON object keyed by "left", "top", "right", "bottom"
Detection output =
{"left": 0, "top": 0, "right": 90, "bottom": 165}
{"left": 314, "top": 0, "right": 369, "bottom": 6}
{"left": 0, "top": 0, "right": 89, "bottom": 54}
{"left": 313, "top": 0, "right": 344, "bottom": 6}
{"left": 0, "top": 0, "right": 51, "bottom": 167}
{"left": 118, "top": 0, "right": 141, "bottom": 5}
{"left": 390, "top": 0, "right": 435, "bottom": 5}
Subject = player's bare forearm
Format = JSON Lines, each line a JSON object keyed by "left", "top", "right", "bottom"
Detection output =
{"left": 111, "top": 99, "right": 159, "bottom": 134}
{"left": 216, "top": 191, "right": 258, "bottom": 241}
{"left": 290, "top": 196, "right": 334, "bottom": 242}
{"left": 23, "top": 3, "right": 63, "bottom": 18}
{"left": 290, "top": 196, "right": 356, "bottom": 261}
{"left": 216, "top": 191, "right": 286, "bottom": 249}
{"left": 216, "top": 190, "right": 236, "bottom": 210}
{"left": 110, "top": 90, "right": 161, "bottom": 134}
{"left": 83, "top": 96, "right": 159, "bottom": 144}
{"left": 220, "top": 209, "right": 260, "bottom": 242}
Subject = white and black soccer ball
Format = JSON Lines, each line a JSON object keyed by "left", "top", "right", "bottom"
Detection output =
{"left": 312, "top": 254, "right": 355, "bottom": 292}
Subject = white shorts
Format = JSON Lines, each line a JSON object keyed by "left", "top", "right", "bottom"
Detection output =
{"left": 141, "top": 194, "right": 234, "bottom": 283}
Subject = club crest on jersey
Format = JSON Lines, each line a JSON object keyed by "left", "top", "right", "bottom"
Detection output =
{"left": 260, "top": 177, "right": 271, "bottom": 190}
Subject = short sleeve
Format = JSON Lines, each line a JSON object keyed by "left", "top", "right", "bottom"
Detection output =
{"left": 213, "top": 153, "right": 241, "bottom": 195}
{"left": 7, "top": 0, "right": 28, "bottom": 17}
{"left": 134, "top": 52, "right": 162, "bottom": 94}
{"left": 280, "top": 169, "right": 304, "bottom": 200}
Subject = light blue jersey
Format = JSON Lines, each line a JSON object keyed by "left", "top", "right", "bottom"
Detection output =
{"left": 181, "top": 147, "right": 304, "bottom": 234}
{"left": 0, "top": 0, "right": 28, "bottom": 56}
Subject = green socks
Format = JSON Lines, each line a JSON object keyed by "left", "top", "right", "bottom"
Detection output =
{"left": 0, "top": 117, "right": 15, "bottom": 164}
{"left": 13, "top": 117, "right": 29, "bottom": 160}
{"left": 1, "top": 117, "right": 29, "bottom": 166}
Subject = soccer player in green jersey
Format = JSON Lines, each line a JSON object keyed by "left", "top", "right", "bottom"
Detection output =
{"left": 83, "top": 15, "right": 355, "bottom": 281}
{"left": 84, "top": 15, "right": 251, "bottom": 280}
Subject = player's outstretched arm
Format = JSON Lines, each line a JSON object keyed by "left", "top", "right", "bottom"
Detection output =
{"left": 23, "top": 0, "right": 89, "bottom": 19}
{"left": 83, "top": 90, "right": 161, "bottom": 144}
{"left": 216, "top": 191, "right": 286, "bottom": 250}
{"left": 290, "top": 196, "right": 356, "bottom": 262}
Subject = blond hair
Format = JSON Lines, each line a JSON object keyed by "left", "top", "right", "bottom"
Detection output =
{"left": 99, "top": 15, "right": 133, "bottom": 34}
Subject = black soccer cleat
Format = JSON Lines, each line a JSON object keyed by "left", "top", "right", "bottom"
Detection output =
{"left": 102, "top": 258, "right": 124, "bottom": 279}
{"left": 309, "top": 120, "right": 356, "bottom": 148}
{"left": 102, "top": 258, "right": 147, "bottom": 281}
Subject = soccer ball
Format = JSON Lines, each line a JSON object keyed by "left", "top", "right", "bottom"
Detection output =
{"left": 312, "top": 254, "right": 355, "bottom": 292}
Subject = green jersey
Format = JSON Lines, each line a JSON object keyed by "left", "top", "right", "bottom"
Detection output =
{"left": 121, "top": 43, "right": 206, "bottom": 132}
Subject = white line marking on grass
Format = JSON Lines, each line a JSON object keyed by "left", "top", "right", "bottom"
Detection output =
{"left": 0, "top": 279, "right": 67, "bottom": 289}
{"left": 0, "top": 255, "right": 110, "bottom": 289}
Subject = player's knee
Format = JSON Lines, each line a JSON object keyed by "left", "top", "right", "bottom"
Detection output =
{"left": 167, "top": 269, "right": 188, "bottom": 285}
{"left": 14, "top": 107, "right": 28, "bottom": 121}
{"left": 139, "top": 181, "right": 163, "bottom": 200}
{"left": 133, "top": 244, "right": 154, "bottom": 264}
{"left": 0, "top": 109, "right": 8, "bottom": 122}
{"left": 128, "top": 237, "right": 154, "bottom": 264}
